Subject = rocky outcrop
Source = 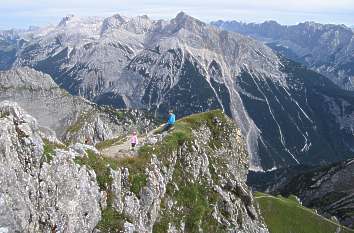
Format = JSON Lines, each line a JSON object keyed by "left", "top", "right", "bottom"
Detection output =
{"left": 0, "top": 101, "right": 102, "bottom": 232}
{"left": 0, "top": 101, "right": 268, "bottom": 232}
{"left": 0, "top": 67, "right": 157, "bottom": 145}
{"left": 97, "top": 111, "right": 268, "bottom": 233}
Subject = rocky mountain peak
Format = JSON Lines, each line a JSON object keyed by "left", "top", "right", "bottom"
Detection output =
{"left": 101, "top": 13, "right": 154, "bottom": 35}
{"left": 171, "top": 11, "right": 206, "bottom": 31}
{"left": 57, "top": 14, "right": 77, "bottom": 27}
{"left": 125, "top": 15, "right": 154, "bottom": 34}
{"left": 0, "top": 67, "right": 58, "bottom": 90}
{"left": 100, "top": 13, "right": 127, "bottom": 34}
{"left": 263, "top": 20, "right": 281, "bottom": 26}
{"left": 301, "top": 21, "right": 321, "bottom": 27}
{"left": 261, "top": 20, "right": 283, "bottom": 30}
{"left": 0, "top": 100, "right": 39, "bottom": 133}
{"left": 111, "top": 13, "right": 127, "bottom": 22}
{"left": 174, "top": 11, "right": 191, "bottom": 22}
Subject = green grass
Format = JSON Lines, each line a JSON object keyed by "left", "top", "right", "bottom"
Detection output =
{"left": 154, "top": 181, "right": 225, "bottom": 233}
{"left": 73, "top": 149, "right": 154, "bottom": 231}
{"left": 176, "top": 183, "right": 210, "bottom": 229}
{"left": 175, "top": 183, "right": 223, "bottom": 233}
{"left": 129, "top": 173, "right": 147, "bottom": 197}
{"left": 96, "top": 208, "right": 126, "bottom": 233}
{"left": 115, "top": 111, "right": 126, "bottom": 121}
{"left": 42, "top": 139, "right": 66, "bottom": 163}
{"left": 43, "top": 142, "right": 54, "bottom": 162}
{"left": 74, "top": 150, "right": 128, "bottom": 231}
{"left": 67, "top": 119, "right": 84, "bottom": 133}
{"left": 74, "top": 110, "right": 230, "bottom": 232}
{"left": 140, "top": 109, "right": 229, "bottom": 164}
{"left": 150, "top": 110, "right": 233, "bottom": 233}
{"left": 255, "top": 192, "right": 354, "bottom": 233}
{"left": 152, "top": 216, "right": 170, "bottom": 233}
{"left": 0, "top": 111, "right": 9, "bottom": 118}
{"left": 153, "top": 163, "right": 227, "bottom": 233}
{"left": 74, "top": 150, "right": 118, "bottom": 191}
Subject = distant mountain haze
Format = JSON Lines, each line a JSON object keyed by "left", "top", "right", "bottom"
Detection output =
{"left": 212, "top": 20, "right": 354, "bottom": 91}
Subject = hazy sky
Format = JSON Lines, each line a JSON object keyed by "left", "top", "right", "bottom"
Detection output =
{"left": 0, "top": 0, "right": 353, "bottom": 29}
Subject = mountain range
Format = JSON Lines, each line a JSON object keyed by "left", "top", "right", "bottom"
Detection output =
{"left": 212, "top": 20, "right": 354, "bottom": 91}
{"left": 0, "top": 12, "right": 353, "bottom": 171}
{"left": 1, "top": 11, "right": 354, "bottom": 232}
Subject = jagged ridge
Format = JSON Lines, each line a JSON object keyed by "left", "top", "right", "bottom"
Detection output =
{"left": 0, "top": 67, "right": 157, "bottom": 144}
{"left": 212, "top": 20, "right": 354, "bottom": 91}
{"left": 0, "top": 101, "right": 268, "bottom": 233}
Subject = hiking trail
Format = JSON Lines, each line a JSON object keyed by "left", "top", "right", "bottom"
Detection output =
{"left": 100, "top": 128, "right": 166, "bottom": 159}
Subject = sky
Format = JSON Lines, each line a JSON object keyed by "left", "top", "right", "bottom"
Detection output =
{"left": 0, "top": 0, "right": 353, "bottom": 29}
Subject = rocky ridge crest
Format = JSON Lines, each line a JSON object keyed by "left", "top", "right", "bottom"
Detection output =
{"left": 0, "top": 101, "right": 268, "bottom": 232}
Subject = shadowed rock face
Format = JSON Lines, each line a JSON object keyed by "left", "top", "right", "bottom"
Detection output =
{"left": 212, "top": 20, "right": 354, "bottom": 91}
{"left": 0, "top": 102, "right": 268, "bottom": 233}
{"left": 0, "top": 13, "right": 353, "bottom": 170}
{"left": 272, "top": 159, "right": 354, "bottom": 229}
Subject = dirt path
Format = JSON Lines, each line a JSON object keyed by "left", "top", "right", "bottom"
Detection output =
{"left": 100, "top": 125, "right": 169, "bottom": 159}
{"left": 100, "top": 128, "right": 165, "bottom": 159}
{"left": 100, "top": 135, "right": 147, "bottom": 159}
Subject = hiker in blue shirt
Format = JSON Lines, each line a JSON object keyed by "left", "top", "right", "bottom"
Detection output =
{"left": 161, "top": 110, "right": 176, "bottom": 133}
{"left": 167, "top": 110, "right": 176, "bottom": 125}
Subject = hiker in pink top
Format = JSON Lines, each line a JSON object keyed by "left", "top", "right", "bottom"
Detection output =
{"left": 130, "top": 131, "right": 138, "bottom": 150}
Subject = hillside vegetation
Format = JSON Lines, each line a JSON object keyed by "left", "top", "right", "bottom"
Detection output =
{"left": 255, "top": 192, "right": 354, "bottom": 233}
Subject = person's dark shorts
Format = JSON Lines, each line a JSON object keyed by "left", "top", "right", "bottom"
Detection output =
{"left": 164, "top": 124, "right": 174, "bottom": 131}
{"left": 131, "top": 143, "right": 136, "bottom": 148}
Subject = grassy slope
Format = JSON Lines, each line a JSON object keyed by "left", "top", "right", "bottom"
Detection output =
{"left": 255, "top": 192, "right": 354, "bottom": 233}
{"left": 75, "top": 109, "right": 229, "bottom": 232}
{"left": 67, "top": 109, "right": 354, "bottom": 233}
{"left": 152, "top": 112, "right": 232, "bottom": 233}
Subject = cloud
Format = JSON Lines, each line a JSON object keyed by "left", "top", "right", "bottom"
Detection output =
{"left": 0, "top": 0, "right": 353, "bottom": 29}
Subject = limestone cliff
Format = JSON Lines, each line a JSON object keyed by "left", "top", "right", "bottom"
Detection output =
{"left": 0, "top": 101, "right": 267, "bottom": 233}
{"left": 0, "top": 101, "right": 102, "bottom": 232}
